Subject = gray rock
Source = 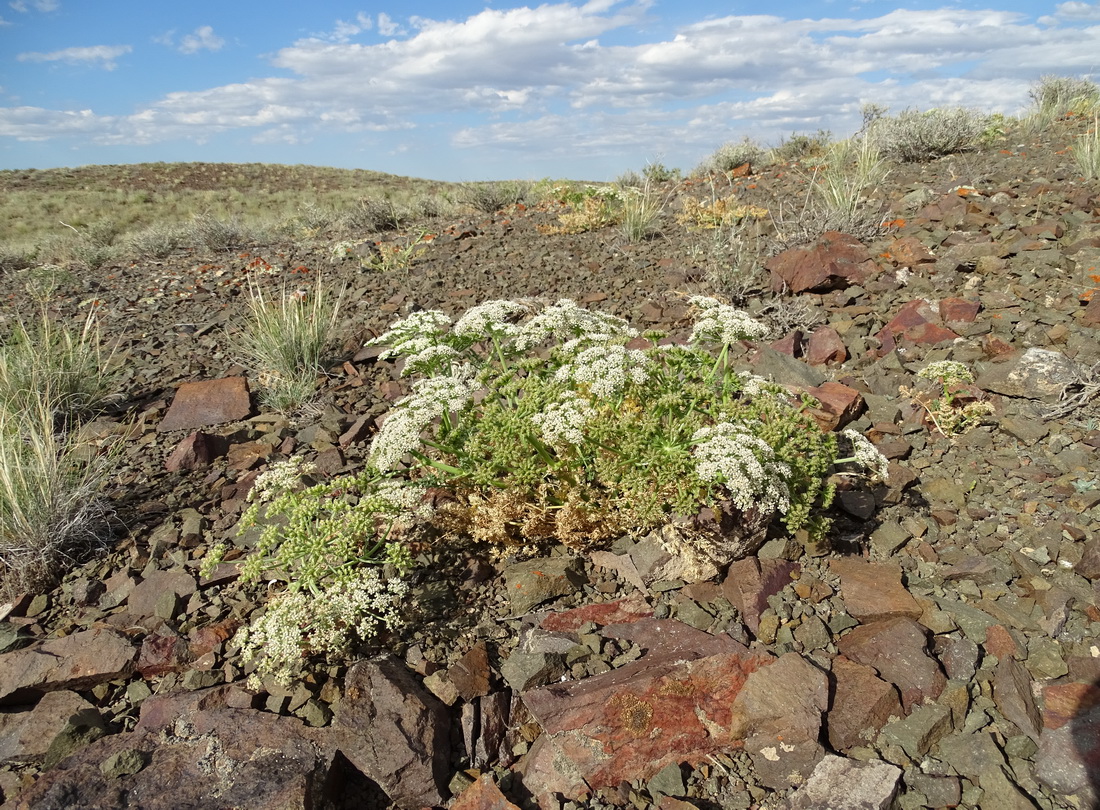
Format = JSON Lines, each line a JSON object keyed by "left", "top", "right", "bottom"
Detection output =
{"left": 502, "top": 556, "right": 587, "bottom": 614}
{"left": 785, "top": 754, "right": 901, "bottom": 809}
{"left": 977, "top": 348, "right": 1080, "bottom": 403}
{"left": 880, "top": 703, "right": 953, "bottom": 760}
{"left": 0, "top": 627, "right": 136, "bottom": 705}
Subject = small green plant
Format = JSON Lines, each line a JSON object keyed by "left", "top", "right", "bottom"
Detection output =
{"left": 1072, "top": 118, "right": 1100, "bottom": 180}
{"left": 642, "top": 160, "right": 682, "bottom": 184}
{"left": 127, "top": 223, "right": 186, "bottom": 259}
{"left": 14, "top": 263, "right": 73, "bottom": 304}
{"left": 364, "top": 231, "right": 432, "bottom": 272}
{"left": 771, "top": 130, "right": 833, "bottom": 163}
{"left": 461, "top": 181, "right": 531, "bottom": 214}
{"left": 542, "top": 185, "right": 624, "bottom": 234}
{"left": 906, "top": 360, "right": 994, "bottom": 436}
{"left": 188, "top": 213, "right": 257, "bottom": 252}
{"left": 209, "top": 457, "right": 418, "bottom": 685}
{"left": 871, "top": 108, "right": 990, "bottom": 163}
{"left": 235, "top": 275, "right": 345, "bottom": 412}
{"left": 1029, "top": 75, "right": 1100, "bottom": 122}
{"left": 364, "top": 297, "right": 882, "bottom": 570}
{"left": 807, "top": 136, "right": 889, "bottom": 234}
{"left": 341, "top": 196, "right": 407, "bottom": 232}
{"left": 676, "top": 196, "right": 769, "bottom": 231}
{"left": 0, "top": 395, "right": 113, "bottom": 598}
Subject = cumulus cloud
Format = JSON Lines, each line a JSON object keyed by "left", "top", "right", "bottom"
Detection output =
{"left": 2, "top": 0, "right": 1099, "bottom": 173}
{"left": 178, "top": 25, "right": 225, "bottom": 54}
{"left": 9, "top": 0, "right": 59, "bottom": 12}
{"left": 17, "top": 44, "right": 131, "bottom": 70}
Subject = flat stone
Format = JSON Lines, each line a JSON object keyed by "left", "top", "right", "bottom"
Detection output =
{"left": 331, "top": 654, "right": 451, "bottom": 809}
{"left": 503, "top": 556, "right": 587, "bottom": 615}
{"left": 515, "top": 624, "right": 772, "bottom": 797}
{"left": 0, "top": 691, "right": 95, "bottom": 764}
{"left": 827, "top": 656, "right": 903, "bottom": 752}
{"left": 500, "top": 651, "right": 566, "bottom": 692}
{"left": 837, "top": 617, "right": 946, "bottom": 713}
{"left": 127, "top": 570, "right": 197, "bottom": 618}
{"left": 1034, "top": 680, "right": 1100, "bottom": 801}
{"left": 875, "top": 299, "right": 959, "bottom": 354}
{"left": 993, "top": 656, "right": 1042, "bottom": 741}
{"left": 802, "top": 381, "right": 865, "bottom": 431}
{"left": 805, "top": 326, "right": 847, "bottom": 366}
{"left": 722, "top": 558, "right": 799, "bottom": 635}
{"left": 830, "top": 558, "right": 922, "bottom": 622}
{"left": 451, "top": 774, "right": 521, "bottom": 810}
{"left": 765, "top": 231, "right": 876, "bottom": 293}
{"left": 538, "top": 593, "right": 653, "bottom": 633}
{"left": 163, "top": 431, "right": 229, "bottom": 472}
{"left": 880, "top": 703, "right": 953, "bottom": 760}
{"left": 446, "top": 641, "right": 492, "bottom": 702}
{"left": 785, "top": 754, "right": 901, "bottom": 810}
{"left": 157, "top": 376, "right": 252, "bottom": 432}
{"left": 886, "top": 236, "right": 935, "bottom": 266}
{"left": 977, "top": 348, "right": 1080, "bottom": 403}
{"left": 0, "top": 628, "right": 136, "bottom": 705}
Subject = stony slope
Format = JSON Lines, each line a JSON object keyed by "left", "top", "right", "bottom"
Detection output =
{"left": 1, "top": 117, "right": 1099, "bottom": 810}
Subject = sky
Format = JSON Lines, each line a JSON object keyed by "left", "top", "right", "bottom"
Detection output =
{"left": 1, "top": 1, "right": 1099, "bottom": 181}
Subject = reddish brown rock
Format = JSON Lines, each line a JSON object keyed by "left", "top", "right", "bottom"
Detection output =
{"left": 446, "top": 642, "right": 492, "bottom": 702}
{"left": 451, "top": 774, "right": 521, "bottom": 810}
{"left": 722, "top": 557, "right": 799, "bottom": 634}
{"left": 163, "top": 431, "right": 229, "bottom": 472}
{"left": 539, "top": 593, "right": 653, "bottom": 633}
{"left": 127, "top": 569, "right": 197, "bottom": 618}
{"left": 765, "top": 231, "right": 876, "bottom": 293}
{"left": 0, "top": 691, "right": 95, "bottom": 764}
{"left": 770, "top": 329, "right": 804, "bottom": 358}
{"left": 157, "top": 376, "right": 251, "bottom": 432}
{"left": 136, "top": 627, "right": 192, "bottom": 677}
{"left": 837, "top": 617, "right": 946, "bottom": 713}
{"left": 983, "top": 624, "right": 1024, "bottom": 660}
{"left": 1036, "top": 681, "right": 1100, "bottom": 801}
{"left": 875, "top": 299, "right": 960, "bottom": 355}
{"left": 939, "top": 297, "right": 981, "bottom": 326}
{"left": 331, "top": 654, "right": 451, "bottom": 808}
{"left": 828, "top": 656, "right": 904, "bottom": 752}
{"left": 805, "top": 326, "right": 847, "bottom": 366}
{"left": 830, "top": 558, "right": 922, "bottom": 622}
{"left": 515, "top": 623, "right": 773, "bottom": 801}
{"left": 803, "top": 381, "right": 865, "bottom": 431}
{"left": 0, "top": 627, "right": 136, "bottom": 705}
{"left": 886, "top": 236, "right": 935, "bottom": 266}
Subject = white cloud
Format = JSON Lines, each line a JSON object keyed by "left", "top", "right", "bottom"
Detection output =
{"left": 9, "top": 0, "right": 58, "bottom": 11}
{"left": 0, "top": 14, "right": 10, "bottom": 25}
{"left": 178, "top": 25, "right": 225, "bottom": 54}
{"left": 17, "top": 44, "right": 131, "bottom": 70}
{"left": 2, "top": 0, "right": 1099, "bottom": 174}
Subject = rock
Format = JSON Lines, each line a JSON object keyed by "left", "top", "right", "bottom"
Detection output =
{"left": 0, "top": 691, "right": 95, "bottom": 764}
{"left": 875, "top": 299, "right": 960, "bottom": 354}
{"left": 734, "top": 652, "right": 829, "bottom": 789}
{"left": 886, "top": 236, "right": 935, "bottom": 267}
{"left": 451, "top": 773, "right": 521, "bottom": 810}
{"left": 515, "top": 623, "right": 773, "bottom": 800}
{"left": 8, "top": 690, "right": 333, "bottom": 810}
{"left": 827, "top": 656, "right": 903, "bottom": 752}
{"left": 1034, "top": 680, "right": 1100, "bottom": 802}
{"left": 163, "top": 430, "right": 228, "bottom": 471}
{"left": 879, "top": 703, "right": 953, "bottom": 760}
{"left": 977, "top": 347, "right": 1081, "bottom": 403}
{"left": 503, "top": 556, "right": 587, "bottom": 615}
{"left": 805, "top": 326, "right": 847, "bottom": 365}
{"left": 830, "top": 557, "right": 922, "bottom": 622}
{"left": 331, "top": 655, "right": 451, "bottom": 808}
{"left": 765, "top": 231, "right": 876, "bottom": 293}
{"left": 473, "top": 690, "right": 511, "bottom": 769}
{"left": 993, "top": 656, "right": 1042, "bottom": 741}
{"left": 157, "top": 376, "right": 252, "bottom": 433}
{"left": 802, "top": 381, "right": 865, "bottom": 430}
{"left": 785, "top": 754, "right": 901, "bottom": 810}
{"left": 538, "top": 593, "right": 653, "bottom": 633}
{"left": 135, "top": 627, "right": 191, "bottom": 677}
{"left": 837, "top": 617, "right": 946, "bottom": 713}
{"left": 0, "top": 627, "right": 136, "bottom": 705}
{"left": 722, "top": 557, "right": 799, "bottom": 635}
{"left": 126, "top": 569, "right": 197, "bottom": 618}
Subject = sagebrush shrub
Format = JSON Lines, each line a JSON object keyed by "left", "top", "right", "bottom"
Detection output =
{"left": 695, "top": 137, "right": 769, "bottom": 175}
{"left": 871, "top": 108, "right": 989, "bottom": 162}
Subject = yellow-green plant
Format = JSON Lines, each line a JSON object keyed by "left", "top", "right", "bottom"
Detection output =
{"left": 1073, "top": 118, "right": 1100, "bottom": 180}
{"left": 906, "top": 360, "right": 993, "bottom": 436}
{"left": 618, "top": 184, "right": 664, "bottom": 242}
{"left": 365, "top": 230, "right": 432, "bottom": 272}
{"left": 235, "top": 274, "right": 345, "bottom": 412}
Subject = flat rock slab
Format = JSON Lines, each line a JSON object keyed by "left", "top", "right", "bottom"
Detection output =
{"left": 503, "top": 556, "right": 587, "bottom": 615}
{"left": 157, "top": 376, "right": 251, "bottom": 432}
{"left": 515, "top": 621, "right": 775, "bottom": 801}
{"left": 830, "top": 557, "right": 922, "bottom": 622}
{"left": 837, "top": 617, "right": 946, "bottom": 713}
{"left": 0, "top": 690, "right": 95, "bottom": 764}
{"left": 1035, "top": 680, "right": 1100, "bottom": 801}
{"left": 977, "top": 347, "right": 1080, "bottom": 403}
{"left": 0, "top": 627, "right": 136, "bottom": 705}
{"left": 785, "top": 754, "right": 901, "bottom": 810}
{"left": 765, "top": 231, "right": 876, "bottom": 293}
{"left": 6, "top": 691, "right": 331, "bottom": 810}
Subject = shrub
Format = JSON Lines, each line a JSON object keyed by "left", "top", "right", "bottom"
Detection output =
{"left": 676, "top": 196, "right": 770, "bottom": 231}
{"left": 460, "top": 181, "right": 532, "bottom": 214}
{"left": 364, "top": 297, "right": 884, "bottom": 573}
{"left": 1029, "top": 75, "right": 1100, "bottom": 120}
{"left": 771, "top": 129, "right": 833, "bottom": 163}
{"left": 1073, "top": 117, "right": 1100, "bottom": 180}
{"left": 0, "top": 306, "right": 118, "bottom": 421}
{"left": 187, "top": 213, "right": 257, "bottom": 252}
{"left": 127, "top": 223, "right": 187, "bottom": 259}
{"left": 234, "top": 276, "right": 345, "bottom": 412}
{"left": 341, "top": 197, "right": 406, "bottom": 232}
{"left": 0, "top": 244, "right": 37, "bottom": 275}
{"left": 871, "top": 108, "right": 989, "bottom": 162}
{"left": 695, "top": 137, "right": 768, "bottom": 175}
{"left": 364, "top": 231, "right": 432, "bottom": 273}
{"left": 642, "top": 161, "right": 682, "bottom": 183}
{"left": 0, "top": 386, "right": 113, "bottom": 599}
{"left": 618, "top": 185, "right": 664, "bottom": 242}
{"left": 794, "top": 136, "right": 889, "bottom": 240}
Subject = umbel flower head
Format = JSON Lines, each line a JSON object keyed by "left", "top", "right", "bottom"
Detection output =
{"left": 691, "top": 422, "right": 792, "bottom": 514}
{"left": 369, "top": 369, "right": 477, "bottom": 472}
{"left": 688, "top": 295, "right": 770, "bottom": 344}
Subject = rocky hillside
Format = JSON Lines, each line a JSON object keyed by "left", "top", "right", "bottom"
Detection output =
{"left": 1, "top": 113, "right": 1099, "bottom": 810}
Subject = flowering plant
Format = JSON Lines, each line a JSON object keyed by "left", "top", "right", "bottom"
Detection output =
{"left": 906, "top": 360, "right": 993, "bottom": 436}
{"left": 366, "top": 296, "right": 852, "bottom": 554}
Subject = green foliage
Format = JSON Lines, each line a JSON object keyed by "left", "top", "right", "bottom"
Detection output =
{"left": 460, "top": 181, "right": 532, "bottom": 213}
{"left": 1029, "top": 75, "right": 1100, "bottom": 121}
{"left": 618, "top": 185, "right": 664, "bottom": 242}
{"left": 907, "top": 360, "right": 994, "bottom": 436}
{"left": 234, "top": 275, "right": 345, "bottom": 412}
{"left": 1072, "top": 118, "right": 1100, "bottom": 180}
{"left": 871, "top": 108, "right": 990, "bottom": 163}
{"left": 771, "top": 129, "right": 833, "bottom": 163}
{"left": 695, "top": 137, "right": 769, "bottom": 175}
{"left": 366, "top": 298, "right": 853, "bottom": 551}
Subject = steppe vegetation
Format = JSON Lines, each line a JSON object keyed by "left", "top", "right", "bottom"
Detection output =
{"left": 2, "top": 75, "right": 1100, "bottom": 809}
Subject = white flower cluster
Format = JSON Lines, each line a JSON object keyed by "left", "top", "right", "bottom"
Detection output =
{"left": 453, "top": 299, "right": 530, "bottom": 340}
{"left": 688, "top": 296, "right": 769, "bottom": 344}
{"left": 531, "top": 392, "right": 597, "bottom": 446}
{"left": 368, "top": 310, "right": 453, "bottom": 361}
{"left": 917, "top": 360, "right": 974, "bottom": 385}
{"left": 555, "top": 344, "right": 650, "bottom": 399}
{"left": 369, "top": 371, "right": 477, "bottom": 472}
{"left": 401, "top": 344, "right": 461, "bottom": 376}
{"left": 739, "top": 372, "right": 780, "bottom": 398}
{"left": 692, "top": 422, "right": 792, "bottom": 514}
{"left": 841, "top": 429, "right": 891, "bottom": 482}
{"left": 514, "top": 299, "right": 638, "bottom": 351}
{"left": 249, "top": 457, "right": 317, "bottom": 504}
{"left": 238, "top": 569, "right": 409, "bottom": 687}
{"left": 330, "top": 240, "right": 356, "bottom": 262}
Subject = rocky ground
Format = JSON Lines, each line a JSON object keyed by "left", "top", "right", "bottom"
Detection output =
{"left": 1, "top": 116, "right": 1100, "bottom": 810}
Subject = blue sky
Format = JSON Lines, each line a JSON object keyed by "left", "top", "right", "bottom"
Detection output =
{"left": 1, "top": 0, "right": 1099, "bottom": 181}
